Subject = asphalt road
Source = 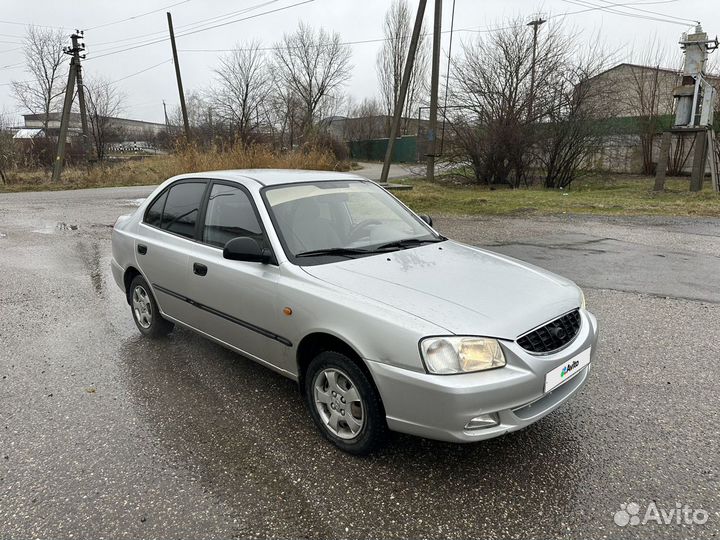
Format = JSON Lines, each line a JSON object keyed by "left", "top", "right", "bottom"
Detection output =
{"left": 1, "top": 185, "right": 718, "bottom": 539}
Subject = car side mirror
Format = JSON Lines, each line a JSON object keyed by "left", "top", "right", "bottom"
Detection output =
{"left": 223, "top": 237, "right": 271, "bottom": 264}
{"left": 419, "top": 214, "right": 433, "bottom": 227}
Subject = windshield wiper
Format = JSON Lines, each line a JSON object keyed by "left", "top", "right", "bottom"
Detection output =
{"left": 372, "top": 237, "right": 446, "bottom": 252}
{"left": 295, "top": 247, "right": 372, "bottom": 258}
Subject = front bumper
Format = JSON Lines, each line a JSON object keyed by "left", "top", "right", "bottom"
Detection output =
{"left": 366, "top": 310, "right": 598, "bottom": 443}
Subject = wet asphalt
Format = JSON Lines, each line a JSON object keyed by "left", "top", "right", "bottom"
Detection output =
{"left": 0, "top": 186, "right": 718, "bottom": 539}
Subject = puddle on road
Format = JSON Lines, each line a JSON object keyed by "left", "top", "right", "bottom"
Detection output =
{"left": 32, "top": 222, "right": 79, "bottom": 234}
{"left": 76, "top": 240, "right": 105, "bottom": 297}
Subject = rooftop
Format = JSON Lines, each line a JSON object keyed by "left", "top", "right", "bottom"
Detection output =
{"left": 174, "top": 169, "right": 370, "bottom": 187}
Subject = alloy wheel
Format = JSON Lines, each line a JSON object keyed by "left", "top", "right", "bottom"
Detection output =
{"left": 132, "top": 285, "right": 153, "bottom": 329}
{"left": 313, "top": 368, "right": 365, "bottom": 440}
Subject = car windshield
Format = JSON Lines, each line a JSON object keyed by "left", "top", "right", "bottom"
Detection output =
{"left": 263, "top": 180, "right": 442, "bottom": 261}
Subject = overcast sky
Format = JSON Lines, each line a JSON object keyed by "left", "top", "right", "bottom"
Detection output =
{"left": 0, "top": 0, "right": 715, "bottom": 125}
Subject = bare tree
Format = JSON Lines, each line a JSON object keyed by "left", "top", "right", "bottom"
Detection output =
{"left": 376, "top": 0, "right": 429, "bottom": 135}
{"left": 84, "top": 77, "right": 124, "bottom": 161}
{"left": 447, "top": 19, "right": 612, "bottom": 188}
{"left": 622, "top": 40, "right": 681, "bottom": 174}
{"left": 449, "top": 19, "right": 571, "bottom": 186}
{"left": 268, "top": 79, "right": 304, "bottom": 149}
{"left": 344, "top": 97, "right": 384, "bottom": 141}
{"left": 211, "top": 40, "right": 272, "bottom": 143}
{"left": 11, "top": 26, "right": 67, "bottom": 132}
{"left": 272, "top": 22, "right": 352, "bottom": 136}
{"left": 536, "top": 42, "right": 615, "bottom": 187}
{"left": 0, "top": 110, "right": 19, "bottom": 183}
{"left": 169, "top": 91, "right": 215, "bottom": 144}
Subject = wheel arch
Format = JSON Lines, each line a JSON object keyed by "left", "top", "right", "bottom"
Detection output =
{"left": 123, "top": 266, "right": 142, "bottom": 305}
{"left": 296, "top": 332, "right": 381, "bottom": 402}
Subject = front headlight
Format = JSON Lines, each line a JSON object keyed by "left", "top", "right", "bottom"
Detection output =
{"left": 420, "top": 337, "right": 506, "bottom": 374}
{"left": 579, "top": 288, "right": 586, "bottom": 310}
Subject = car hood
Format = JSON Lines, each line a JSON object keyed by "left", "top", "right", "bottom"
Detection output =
{"left": 302, "top": 240, "right": 581, "bottom": 339}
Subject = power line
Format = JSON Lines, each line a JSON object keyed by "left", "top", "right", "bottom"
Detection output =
{"left": 0, "top": 20, "right": 66, "bottom": 30}
{"left": 0, "top": 47, "right": 23, "bottom": 56}
{"left": 89, "top": 0, "right": 295, "bottom": 56}
{"left": 86, "top": 0, "right": 192, "bottom": 31}
{"left": 597, "top": 0, "right": 698, "bottom": 24}
{"left": 0, "top": 62, "right": 24, "bottom": 71}
{"left": 176, "top": 25, "right": 510, "bottom": 54}
{"left": 85, "top": 0, "right": 314, "bottom": 61}
{"left": 0, "top": 1, "right": 192, "bottom": 34}
{"left": 174, "top": 0, "right": 690, "bottom": 56}
{"left": 111, "top": 59, "right": 173, "bottom": 83}
{"left": 90, "top": 0, "right": 281, "bottom": 50}
{"left": 560, "top": 0, "right": 697, "bottom": 26}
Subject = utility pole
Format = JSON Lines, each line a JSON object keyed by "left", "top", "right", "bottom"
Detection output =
{"left": 167, "top": 12, "right": 190, "bottom": 140}
{"left": 425, "top": 0, "right": 442, "bottom": 182}
{"left": 163, "top": 100, "right": 170, "bottom": 131}
{"left": 71, "top": 32, "right": 90, "bottom": 159}
{"left": 52, "top": 30, "right": 87, "bottom": 182}
{"left": 655, "top": 23, "right": 718, "bottom": 191}
{"left": 527, "top": 16, "right": 546, "bottom": 121}
{"left": 380, "top": 0, "right": 427, "bottom": 184}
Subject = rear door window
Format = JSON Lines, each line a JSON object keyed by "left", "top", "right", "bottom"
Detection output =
{"left": 156, "top": 181, "right": 206, "bottom": 239}
{"left": 145, "top": 191, "right": 167, "bottom": 227}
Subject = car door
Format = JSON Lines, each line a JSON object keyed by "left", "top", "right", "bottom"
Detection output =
{"left": 136, "top": 179, "right": 208, "bottom": 325}
{"left": 186, "top": 181, "right": 290, "bottom": 372}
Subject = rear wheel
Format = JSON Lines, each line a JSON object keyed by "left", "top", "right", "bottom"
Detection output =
{"left": 304, "top": 351, "right": 387, "bottom": 455}
{"left": 129, "top": 275, "right": 173, "bottom": 338}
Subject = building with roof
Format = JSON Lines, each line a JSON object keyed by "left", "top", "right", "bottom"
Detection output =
{"left": 581, "top": 62, "right": 720, "bottom": 118}
{"left": 22, "top": 112, "right": 167, "bottom": 140}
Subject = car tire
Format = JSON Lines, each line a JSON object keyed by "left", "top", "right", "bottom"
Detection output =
{"left": 129, "top": 275, "right": 174, "bottom": 338}
{"left": 304, "top": 351, "right": 387, "bottom": 455}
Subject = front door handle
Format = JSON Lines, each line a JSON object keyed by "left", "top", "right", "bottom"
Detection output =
{"left": 193, "top": 262, "right": 208, "bottom": 276}
{"left": 137, "top": 244, "right": 147, "bottom": 255}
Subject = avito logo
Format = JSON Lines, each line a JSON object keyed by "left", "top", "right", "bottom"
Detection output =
{"left": 560, "top": 359, "right": 580, "bottom": 378}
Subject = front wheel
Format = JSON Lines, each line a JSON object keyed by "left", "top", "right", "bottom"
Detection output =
{"left": 129, "top": 275, "right": 174, "bottom": 338}
{"left": 304, "top": 351, "right": 387, "bottom": 455}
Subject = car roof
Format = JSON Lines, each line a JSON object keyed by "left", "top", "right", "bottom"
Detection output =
{"left": 175, "top": 169, "right": 370, "bottom": 187}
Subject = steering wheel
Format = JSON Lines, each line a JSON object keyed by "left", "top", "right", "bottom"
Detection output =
{"left": 348, "top": 219, "right": 382, "bottom": 242}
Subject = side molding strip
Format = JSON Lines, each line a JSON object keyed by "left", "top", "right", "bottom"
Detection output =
{"left": 152, "top": 283, "right": 292, "bottom": 347}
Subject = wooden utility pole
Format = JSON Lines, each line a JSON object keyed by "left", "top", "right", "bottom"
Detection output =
{"left": 425, "top": 0, "right": 442, "bottom": 182}
{"left": 51, "top": 59, "right": 77, "bottom": 182}
{"left": 71, "top": 32, "right": 90, "bottom": 159}
{"left": 52, "top": 31, "right": 87, "bottom": 182}
{"left": 380, "top": 0, "right": 427, "bottom": 184}
{"left": 167, "top": 12, "right": 190, "bottom": 140}
{"left": 527, "top": 17, "right": 546, "bottom": 121}
{"left": 690, "top": 129, "right": 708, "bottom": 192}
{"left": 653, "top": 131, "right": 672, "bottom": 191}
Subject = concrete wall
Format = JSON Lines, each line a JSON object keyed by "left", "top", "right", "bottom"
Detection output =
{"left": 585, "top": 132, "right": 713, "bottom": 174}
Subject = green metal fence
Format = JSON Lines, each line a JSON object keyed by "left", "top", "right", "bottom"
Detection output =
{"left": 348, "top": 136, "right": 417, "bottom": 162}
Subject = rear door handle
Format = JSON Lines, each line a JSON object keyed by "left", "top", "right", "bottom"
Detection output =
{"left": 193, "top": 262, "right": 208, "bottom": 276}
{"left": 137, "top": 244, "right": 147, "bottom": 255}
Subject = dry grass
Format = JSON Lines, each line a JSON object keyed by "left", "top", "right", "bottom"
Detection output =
{"left": 393, "top": 174, "right": 720, "bottom": 218}
{"left": 0, "top": 144, "right": 348, "bottom": 193}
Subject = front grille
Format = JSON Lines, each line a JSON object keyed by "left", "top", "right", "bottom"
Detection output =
{"left": 517, "top": 309, "right": 581, "bottom": 354}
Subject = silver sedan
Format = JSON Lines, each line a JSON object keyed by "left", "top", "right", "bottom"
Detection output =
{"left": 111, "top": 170, "right": 598, "bottom": 454}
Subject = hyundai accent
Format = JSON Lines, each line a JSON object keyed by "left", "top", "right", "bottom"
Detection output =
{"left": 111, "top": 170, "right": 598, "bottom": 454}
